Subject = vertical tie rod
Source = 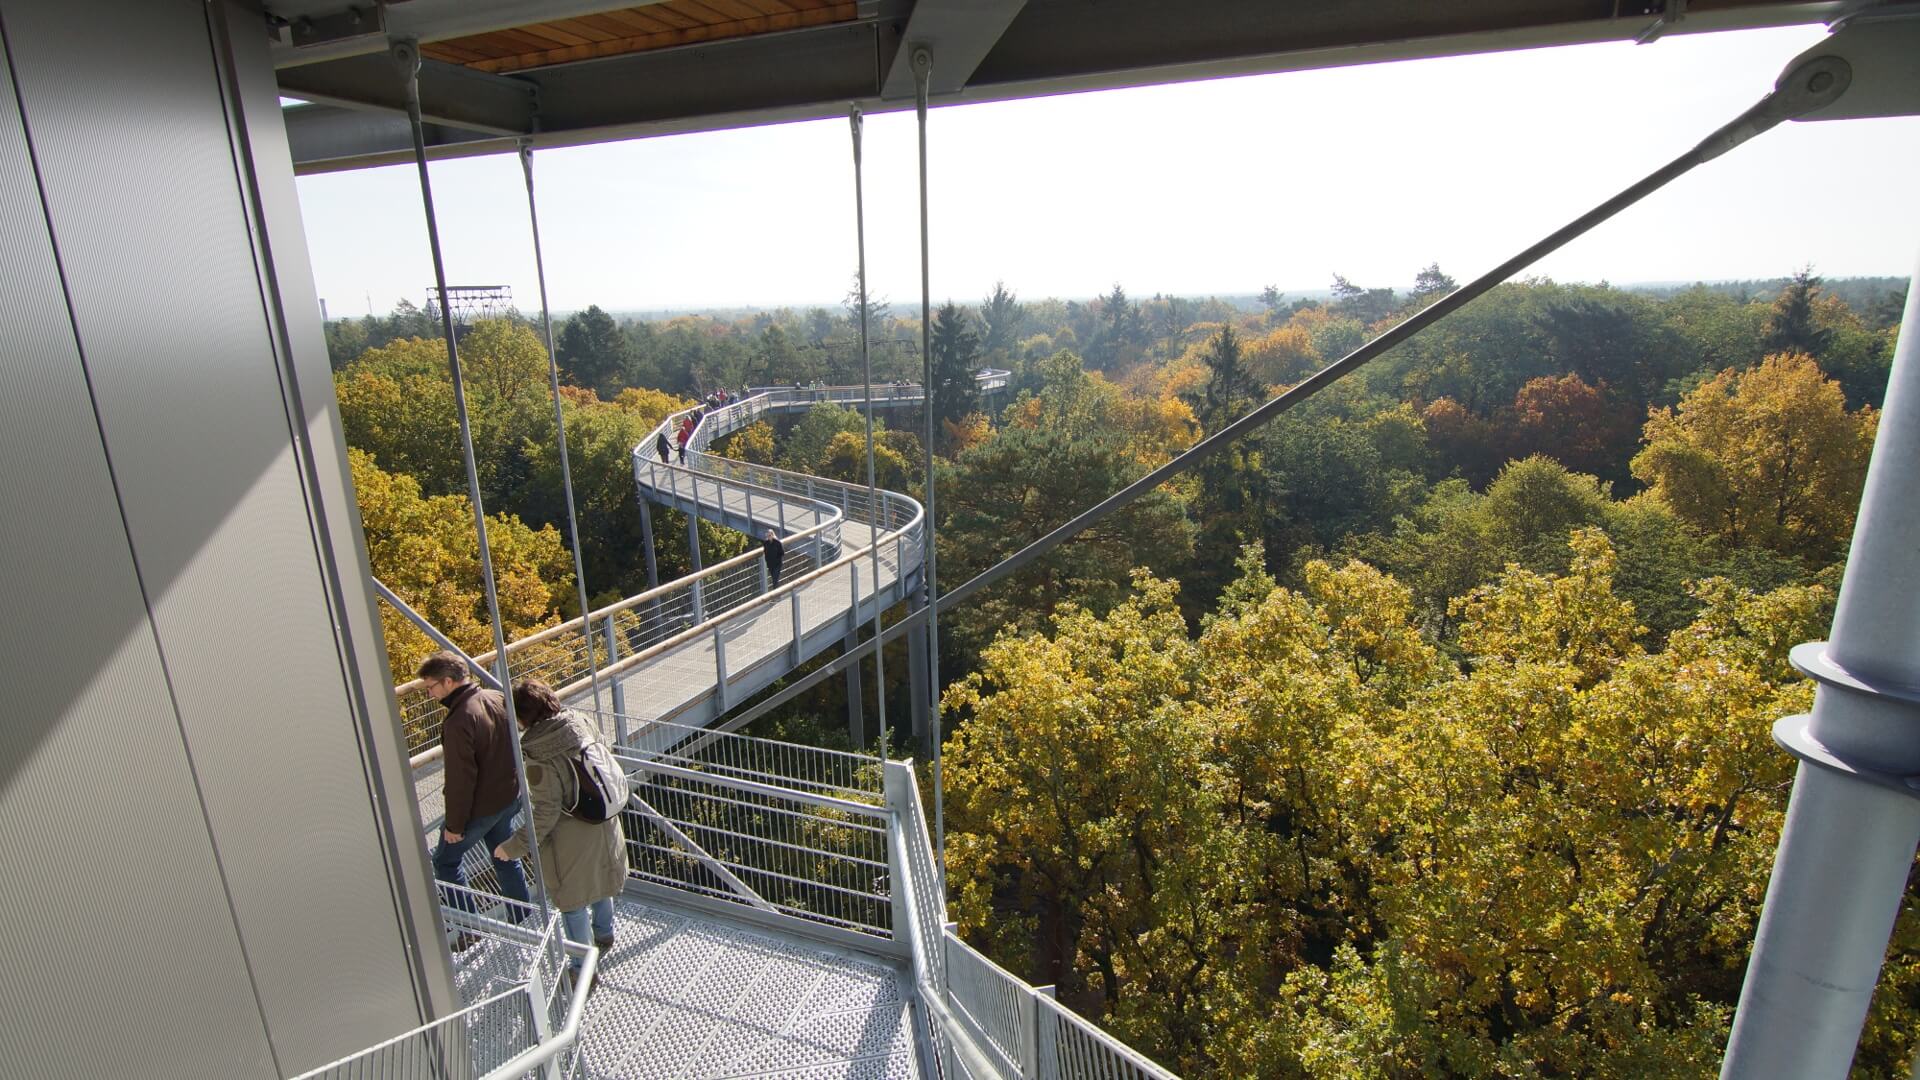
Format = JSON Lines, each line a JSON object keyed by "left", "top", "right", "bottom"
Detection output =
{"left": 519, "top": 141, "right": 608, "bottom": 731}
{"left": 849, "top": 105, "right": 888, "bottom": 749}
{"left": 396, "top": 39, "right": 550, "bottom": 924}
{"left": 910, "top": 47, "right": 948, "bottom": 893}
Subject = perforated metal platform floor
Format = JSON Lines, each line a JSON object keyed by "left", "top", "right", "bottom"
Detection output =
{"left": 450, "top": 893, "right": 922, "bottom": 1080}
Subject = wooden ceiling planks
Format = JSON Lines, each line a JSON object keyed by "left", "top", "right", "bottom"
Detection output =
{"left": 418, "top": 0, "right": 855, "bottom": 74}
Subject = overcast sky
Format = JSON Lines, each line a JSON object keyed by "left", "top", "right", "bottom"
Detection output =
{"left": 295, "top": 24, "right": 1920, "bottom": 318}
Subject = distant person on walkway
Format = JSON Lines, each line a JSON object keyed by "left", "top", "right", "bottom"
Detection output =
{"left": 675, "top": 416, "right": 694, "bottom": 462}
{"left": 655, "top": 430, "right": 671, "bottom": 463}
{"left": 419, "top": 652, "right": 531, "bottom": 911}
{"left": 497, "top": 679, "right": 629, "bottom": 984}
{"left": 762, "top": 528, "right": 785, "bottom": 589}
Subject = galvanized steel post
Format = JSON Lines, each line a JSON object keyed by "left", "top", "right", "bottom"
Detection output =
{"left": 1722, "top": 253, "right": 1920, "bottom": 1080}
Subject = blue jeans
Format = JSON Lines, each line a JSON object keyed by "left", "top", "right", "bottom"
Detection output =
{"left": 563, "top": 897, "right": 616, "bottom": 970}
{"left": 432, "top": 798, "right": 531, "bottom": 912}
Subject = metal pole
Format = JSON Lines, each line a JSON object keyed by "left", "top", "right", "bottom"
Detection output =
{"left": 395, "top": 40, "right": 549, "bottom": 923}
{"left": 520, "top": 142, "right": 603, "bottom": 714}
{"left": 702, "top": 51, "right": 1854, "bottom": 741}
{"left": 850, "top": 105, "right": 888, "bottom": 748}
{"left": 604, "top": 613, "right": 626, "bottom": 741}
{"left": 372, "top": 578, "right": 502, "bottom": 689}
{"left": 636, "top": 492, "right": 659, "bottom": 590}
{"left": 1721, "top": 247, "right": 1920, "bottom": 1080}
{"left": 911, "top": 47, "right": 947, "bottom": 888}
{"left": 844, "top": 630, "right": 866, "bottom": 747}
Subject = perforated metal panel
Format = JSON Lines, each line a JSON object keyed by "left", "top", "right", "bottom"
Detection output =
{"left": 567, "top": 896, "right": 919, "bottom": 1080}
{"left": 0, "top": 2, "right": 444, "bottom": 1074}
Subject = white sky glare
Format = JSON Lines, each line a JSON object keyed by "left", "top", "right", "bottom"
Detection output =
{"left": 295, "top": 25, "right": 1920, "bottom": 318}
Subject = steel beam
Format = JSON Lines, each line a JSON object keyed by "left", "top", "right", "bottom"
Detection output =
{"left": 879, "top": 0, "right": 1025, "bottom": 100}
{"left": 283, "top": 103, "right": 495, "bottom": 176}
{"left": 270, "top": 0, "right": 682, "bottom": 68}
{"left": 281, "top": 0, "right": 1839, "bottom": 173}
{"left": 279, "top": 54, "right": 535, "bottom": 135}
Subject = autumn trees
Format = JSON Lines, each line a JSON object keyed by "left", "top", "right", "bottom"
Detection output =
{"left": 1633, "top": 352, "right": 1877, "bottom": 562}
{"left": 944, "top": 534, "right": 1847, "bottom": 1076}
{"left": 336, "top": 318, "right": 699, "bottom": 666}
{"left": 931, "top": 271, "right": 1902, "bottom": 1076}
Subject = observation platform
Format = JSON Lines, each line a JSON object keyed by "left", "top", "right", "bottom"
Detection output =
{"left": 353, "top": 373, "right": 1171, "bottom": 1079}
{"left": 313, "top": 715, "right": 1168, "bottom": 1080}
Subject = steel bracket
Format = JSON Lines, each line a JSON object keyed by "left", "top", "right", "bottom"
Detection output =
{"left": 289, "top": 4, "right": 386, "bottom": 50}
{"left": 1774, "top": 640, "right": 1920, "bottom": 800}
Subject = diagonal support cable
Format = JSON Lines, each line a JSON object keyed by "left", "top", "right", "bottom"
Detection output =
{"left": 373, "top": 577, "right": 502, "bottom": 691}
{"left": 625, "top": 790, "right": 778, "bottom": 913}
{"left": 709, "top": 48, "right": 1853, "bottom": 736}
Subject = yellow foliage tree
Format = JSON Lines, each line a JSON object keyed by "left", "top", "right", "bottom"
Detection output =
{"left": 718, "top": 420, "right": 777, "bottom": 465}
{"left": 943, "top": 530, "right": 1857, "bottom": 1076}
{"left": 614, "top": 385, "right": 689, "bottom": 428}
{"left": 334, "top": 320, "right": 555, "bottom": 503}
{"left": 1632, "top": 352, "right": 1876, "bottom": 561}
{"left": 1242, "top": 323, "right": 1322, "bottom": 387}
{"left": 350, "top": 449, "right": 573, "bottom": 685}
{"left": 942, "top": 412, "right": 992, "bottom": 456}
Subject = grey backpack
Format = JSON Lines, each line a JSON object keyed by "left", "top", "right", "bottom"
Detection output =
{"left": 563, "top": 738, "right": 631, "bottom": 823}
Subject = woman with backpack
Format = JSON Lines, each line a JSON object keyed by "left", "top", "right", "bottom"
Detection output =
{"left": 495, "top": 679, "right": 630, "bottom": 984}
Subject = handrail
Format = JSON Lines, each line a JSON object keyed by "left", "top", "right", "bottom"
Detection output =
{"left": 388, "top": 496, "right": 838, "bottom": 701}
{"left": 574, "top": 507, "right": 921, "bottom": 693}
{"left": 628, "top": 754, "right": 889, "bottom": 818}
{"left": 291, "top": 896, "right": 585, "bottom": 1080}
{"left": 878, "top": 754, "right": 1177, "bottom": 1080}
{"left": 480, "top": 939, "right": 598, "bottom": 1080}
{"left": 288, "top": 983, "right": 529, "bottom": 1080}
{"left": 395, "top": 371, "right": 998, "bottom": 760}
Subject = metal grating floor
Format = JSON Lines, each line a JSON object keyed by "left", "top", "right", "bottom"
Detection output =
{"left": 455, "top": 893, "right": 923, "bottom": 1080}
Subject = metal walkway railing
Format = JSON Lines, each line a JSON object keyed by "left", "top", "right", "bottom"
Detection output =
{"left": 602, "top": 716, "right": 1174, "bottom": 1080}
{"left": 293, "top": 885, "right": 595, "bottom": 1080}
{"left": 387, "top": 370, "right": 1008, "bottom": 760}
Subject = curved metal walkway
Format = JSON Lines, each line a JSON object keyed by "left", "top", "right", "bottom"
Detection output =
{"left": 400, "top": 371, "right": 1008, "bottom": 824}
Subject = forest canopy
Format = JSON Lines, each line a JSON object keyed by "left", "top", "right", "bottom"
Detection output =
{"left": 328, "top": 267, "right": 1913, "bottom": 1075}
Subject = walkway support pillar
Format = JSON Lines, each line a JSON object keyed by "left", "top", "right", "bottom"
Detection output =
{"left": 1721, "top": 251, "right": 1920, "bottom": 1080}
{"left": 843, "top": 631, "right": 866, "bottom": 748}
{"left": 906, "top": 619, "right": 931, "bottom": 747}
{"left": 637, "top": 494, "right": 659, "bottom": 591}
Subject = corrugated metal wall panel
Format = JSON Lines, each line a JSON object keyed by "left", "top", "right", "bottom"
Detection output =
{"left": 0, "top": 0, "right": 446, "bottom": 1072}
{"left": 0, "top": 10, "right": 280, "bottom": 1078}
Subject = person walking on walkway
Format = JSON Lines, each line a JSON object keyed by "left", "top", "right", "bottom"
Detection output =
{"left": 655, "top": 430, "right": 671, "bottom": 463}
{"left": 497, "top": 679, "right": 629, "bottom": 985}
{"left": 761, "top": 528, "right": 785, "bottom": 589}
{"left": 419, "top": 652, "right": 531, "bottom": 910}
{"left": 675, "top": 416, "right": 694, "bottom": 463}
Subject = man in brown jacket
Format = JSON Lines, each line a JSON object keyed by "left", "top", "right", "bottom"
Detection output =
{"left": 419, "top": 652, "right": 531, "bottom": 908}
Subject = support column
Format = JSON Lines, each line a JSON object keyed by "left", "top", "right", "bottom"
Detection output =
{"left": 686, "top": 513, "right": 703, "bottom": 572}
{"left": 907, "top": 619, "right": 931, "bottom": 748}
{"left": 637, "top": 495, "right": 659, "bottom": 590}
{"left": 844, "top": 631, "right": 866, "bottom": 748}
{"left": 1722, "top": 250, "right": 1920, "bottom": 1080}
